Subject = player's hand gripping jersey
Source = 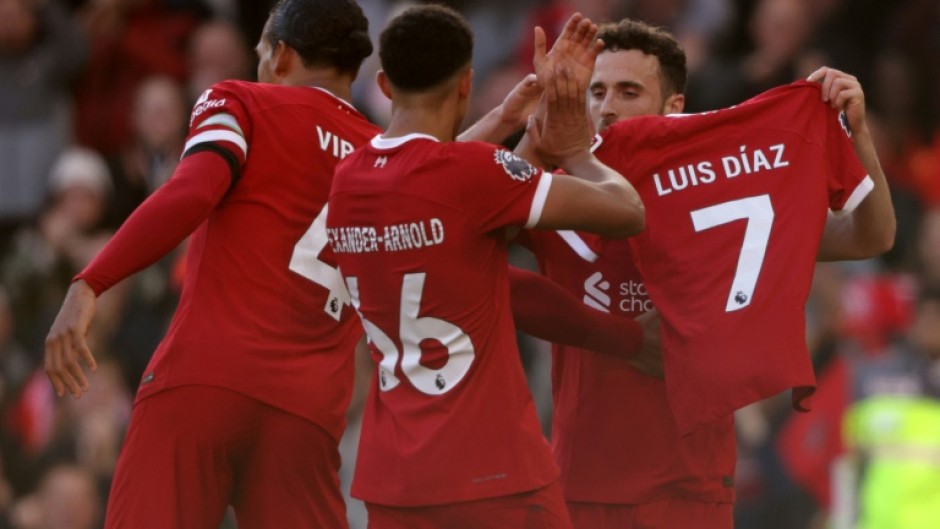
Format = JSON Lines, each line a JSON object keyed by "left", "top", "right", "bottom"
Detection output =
{"left": 594, "top": 81, "right": 873, "bottom": 434}
{"left": 80, "top": 81, "right": 380, "bottom": 440}
{"left": 327, "top": 134, "right": 558, "bottom": 506}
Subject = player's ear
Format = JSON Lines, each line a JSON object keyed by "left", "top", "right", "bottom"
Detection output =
{"left": 664, "top": 93, "right": 685, "bottom": 115}
{"left": 457, "top": 68, "right": 473, "bottom": 99}
{"left": 273, "top": 41, "right": 292, "bottom": 78}
{"left": 376, "top": 70, "right": 392, "bottom": 100}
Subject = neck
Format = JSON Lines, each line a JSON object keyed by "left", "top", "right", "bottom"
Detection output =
{"left": 279, "top": 68, "right": 353, "bottom": 102}
{"left": 385, "top": 94, "right": 461, "bottom": 142}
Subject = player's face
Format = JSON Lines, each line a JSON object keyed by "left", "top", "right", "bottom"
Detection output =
{"left": 255, "top": 19, "right": 275, "bottom": 83}
{"left": 589, "top": 49, "right": 669, "bottom": 131}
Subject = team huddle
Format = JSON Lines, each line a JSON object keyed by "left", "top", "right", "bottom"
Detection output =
{"left": 42, "top": 0, "right": 894, "bottom": 528}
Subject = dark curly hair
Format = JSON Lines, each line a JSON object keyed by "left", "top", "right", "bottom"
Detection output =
{"left": 597, "top": 19, "right": 687, "bottom": 97}
{"left": 268, "top": 0, "right": 373, "bottom": 76}
{"left": 379, "top": 5, "right": 473, "bottom": 92}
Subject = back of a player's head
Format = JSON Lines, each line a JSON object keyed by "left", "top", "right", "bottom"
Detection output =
{"left": 598, "top": 19, "right": 687, "bottom": 97}
{"left": 267, "top": 0, "right": 373, "bottom": 75}
{"left": 379, "top": 5, "right": 473, "bottom": 92}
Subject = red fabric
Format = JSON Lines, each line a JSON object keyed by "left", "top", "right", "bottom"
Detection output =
{"left": 84, "top": 80, "right": 379, "bottom": 440}
{"left": 105, "top": 386, "right": 346, "bottom": 529}
{"left": 567, "top": 498, "right": 734, "bottom": 529}
{"left": 508, "top": 265, "right": 642, "bottom": 358}
{"left": 365, "top": 481, "right": 572, "bottom": 529}
{"left": 77, "top": 150, "right": 230, "bottom": 295}
{"left": 520, "top": 229, "right": 736, "bottom": 504}
{"left": 74, "top": 2, "right": 196, "bottom": 155}
{"left": 596, "top": 81, "right": 872, "bottom": 434}
{"left": 776, "top": 356, "right": 850, "bottom": 508}
{"left": 329, "top": 136, "right": 558, "bottom": 506}
{"left": 838, "top": 273, "right": 917, "bottom": 353}
{"left": 2, "top": 371, "right": 55, "bottom": 454}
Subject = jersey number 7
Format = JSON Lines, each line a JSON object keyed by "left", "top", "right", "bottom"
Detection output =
{"left": 690, "top": 194, "right": 775, "bottom": 312}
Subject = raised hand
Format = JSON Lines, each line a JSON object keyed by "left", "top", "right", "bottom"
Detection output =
{"left": 533, "top": 13, "right": 604, "bottom": 90}
{"left": 807, "top": 66, "right": 868, "bottom": 135}
{"left": 530, "top": 13, "right": 605, "bottom": 167}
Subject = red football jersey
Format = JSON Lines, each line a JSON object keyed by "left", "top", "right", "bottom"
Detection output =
{"left": 519, "top": 229, "right": 736, "bottom": 504}
{"left": 595, "top": 81, "right": 873, "bottom": 434}
{"left": 327, "top": 134, "right": 558, "bottom": 506}
{"left": 136, "top": 81, "right": 380, "bottom": 441}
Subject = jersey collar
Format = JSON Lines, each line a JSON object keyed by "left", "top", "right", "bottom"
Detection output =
{"left": 370, "top": 133, "right": 440, "bottom": 150}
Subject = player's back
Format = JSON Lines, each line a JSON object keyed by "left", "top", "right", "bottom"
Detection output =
{"left": 139, "top": 81, "right": 380, "bottom": 439}
{"left": 328, "top": 134, "right": 558, "bottom": 506}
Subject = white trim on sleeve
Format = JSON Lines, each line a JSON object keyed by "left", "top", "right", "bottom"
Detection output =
{"left": 556, "top": 230, "right": 599, "bottom": 262}
{"left": 524, "top": 172, "right": 553, "bottom": 229}
{"left": 183, "top": 129, "right": 248, "bottom": 158}
{"left": 197, "top": 113, "right": 244, "bottom": 136}
{"left": 831, "top": 175, "right": 874, "bottom": 217}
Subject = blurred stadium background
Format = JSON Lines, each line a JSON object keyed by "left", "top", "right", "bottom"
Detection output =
{"left": 0, "top": 0, "right": 937, "bottom": 527}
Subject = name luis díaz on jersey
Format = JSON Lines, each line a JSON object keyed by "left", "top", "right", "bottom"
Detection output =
{"left": 652, "top": 143, "right": 790, "bottom": 196}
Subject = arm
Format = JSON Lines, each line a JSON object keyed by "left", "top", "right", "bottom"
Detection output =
{"left": 457, "top": 74, "right": 541, "bottom": 144}
{"left": 524, "top": 16, "right": 644, "bottom": 237}
{"left": 509, "top": 266, "right": 663, "bottom": 377}
{"left": 44, "top": 151, "right": 231, "bottom": 399}
{"left": 809, "top": 67, "right": 896, "bottom": 261}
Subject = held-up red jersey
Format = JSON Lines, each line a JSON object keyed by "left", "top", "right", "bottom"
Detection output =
{"left": 595, "top": 81, "right": 872, "bottom": 434}
{"left": 78, "top": 81, "right": 380, "bottom": 440}
{"left": 327, "top": 134, "right": 558, "bottom": 506}
{"left": 518, "top": 229, "right": 736, "bottom": 504}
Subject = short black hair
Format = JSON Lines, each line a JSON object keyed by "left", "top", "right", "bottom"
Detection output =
{"left": 268, "top": 0, "right": 373, "bottom": 75}
{"left": 379, "top": 5, "right": 473, "bottom": 92}
{"left": 597, "top": 19, "right": 687, "bottom": 97}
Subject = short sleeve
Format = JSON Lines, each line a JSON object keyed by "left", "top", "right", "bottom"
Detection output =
{"left": 825, "top": 109, "right": 873, "bottom": 216}
{"left": 184, "top": 81, "right": 253, "bottom": 168}
{"left": 456, "top": 143, "right": 553, "bottom": 234}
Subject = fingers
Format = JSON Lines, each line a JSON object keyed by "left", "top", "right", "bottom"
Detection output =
{"left": 806, "top": 66, "right": 828, "bottom": 83}
{"left": 45, "top": 332, "right": 87, "bottom": 399}
{"left": 569, "top": 15, "right": 593, "bottom": 48}
{"left": 516, "top": 73, "right": 541, "bottom": 98}
{"left": 557, "top": 13, "right": 583, "bottom": 47}
{"left": 533, "top": 26, "right": 547, "bottom": 71}
{"left": 44, "top": 339, "right": 67, "bottom": 397}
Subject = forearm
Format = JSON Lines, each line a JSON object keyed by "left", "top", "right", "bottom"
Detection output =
{"left": 458, "top": 104, "right": 524, "bottom": 144}
{"left": 817, "top": 128, "right": 896, "bottom": 261}
{"left": 77, "top": 151, "right": 231, "bottom": 295}
{"left": 509, "top": 266, "right": 642, "bottom": 358}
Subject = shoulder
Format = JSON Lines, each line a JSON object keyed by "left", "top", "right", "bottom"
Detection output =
{"left": 448, "top": 141, "right": 542, "bottom": 183}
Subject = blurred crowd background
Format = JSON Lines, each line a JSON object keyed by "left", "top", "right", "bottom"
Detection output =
{"left": 0, "top": 0, "right": 937, "bottom": 527}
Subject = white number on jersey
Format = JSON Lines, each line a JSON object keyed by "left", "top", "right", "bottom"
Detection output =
{"left": 289, "top": 204, "right": 351, "bottom": 321}
{"left": 346, "top": 273, "right": 475, "bottom": 395}
{"left": 691, "top": 194, "right": 774, "bottom": 312}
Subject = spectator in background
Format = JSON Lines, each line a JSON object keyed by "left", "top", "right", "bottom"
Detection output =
{"left": 107, "top": 75, "right": 188, "bottom": 227}
{"left": 0, "top": 286, "right": 32, "bottom": 409}
{"left": 186, "top": 19, "right": 251, "bottom": 104}
{"left": 72, "top": 0, "right": 197, "bottom": 157}
{"left": 916, "top": 209, "right": 940, "bottom": 290}
{"left": 686, "top": 0, "right": 819, "bottom": 111}
{"left": 1, "top": 148, "right": 118, "bottom": 351}
{"left": 0, "top": 0, "right": 87, "bottom": 254}
{"left": 836, "top": 288, "right": 940, "bottom": 529}
{"left": 10, "top": 464, "right": 100, "bottom": 529}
